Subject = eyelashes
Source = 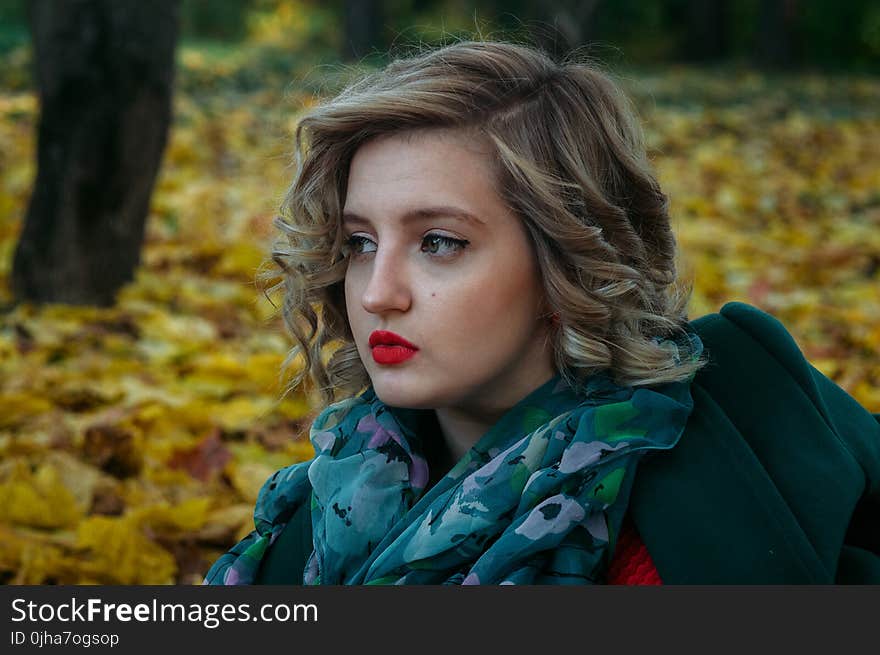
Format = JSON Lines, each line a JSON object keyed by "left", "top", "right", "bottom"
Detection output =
{"left": 344, "top": 233, "right": 470, "bottom": 258}
{"left": 420, "top": 233, "right": 469, "bottom": 256}
{"left": 342, "top": 234, "right": 374, "bottom": 256}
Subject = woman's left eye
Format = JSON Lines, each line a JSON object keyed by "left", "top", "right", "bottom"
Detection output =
{"left": 420, "top": 233, "right": 469, "bottom": 256}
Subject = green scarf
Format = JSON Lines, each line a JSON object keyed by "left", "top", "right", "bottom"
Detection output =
{"left": 204, "top": 329, "right": 702, "bottom": 585}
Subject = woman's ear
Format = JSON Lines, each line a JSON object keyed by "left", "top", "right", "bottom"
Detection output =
{"left": 537, "top": 297, "right": 560, "bottom": 327}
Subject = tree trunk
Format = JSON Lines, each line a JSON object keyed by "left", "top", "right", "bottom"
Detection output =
{"left": 685, "top": 0, "right": 728, "bottom": 62}
{"left": 526, "top": 0, "right": 602, "bottom": 60}
{"left": 756, "top": 0, "right": 798, "bottom": 69}
{"left": 342, "top": 0, "right": 383, "bottom": 61}
{"left": 11, "top": 0, "right": 179, "bottom": 307}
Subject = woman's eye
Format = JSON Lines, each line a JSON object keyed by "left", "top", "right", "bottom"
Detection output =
{"left": 344, "top": 234, "right": 376, "bottom": 256}
{"left": 420, "top": 233, "right": 469, "bottom": 256}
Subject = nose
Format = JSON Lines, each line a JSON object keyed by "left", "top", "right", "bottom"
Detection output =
{"left": 360, "top": 246, "right": 412, "bottom": 315}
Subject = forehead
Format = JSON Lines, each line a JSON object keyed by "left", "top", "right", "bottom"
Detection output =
{"left": 342, "top": 129, "right": 504, "bottom": 221}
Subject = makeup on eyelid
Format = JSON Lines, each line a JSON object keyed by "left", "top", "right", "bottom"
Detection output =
{"left": 344, "top": 232, "right": 469, "bottom": 258}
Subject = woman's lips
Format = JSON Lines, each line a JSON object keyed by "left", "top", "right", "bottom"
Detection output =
{"left": 369, "top": 330, "right": 418, "bottom": 365}
{"left": 372, "top": 345, "right": 418, "bottom": 364}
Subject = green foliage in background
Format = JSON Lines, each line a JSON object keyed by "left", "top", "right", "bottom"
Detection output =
{"left": 1, "top": 0, "right": 879, "bottom": 70}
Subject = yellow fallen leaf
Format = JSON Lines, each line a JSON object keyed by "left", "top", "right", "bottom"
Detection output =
{"left": 197, "top": 503, "right": 253, "bottom": 543}
{"left": 227, "top": 461, "right": 276, "bottom": 504}
{"left": 213, "top": 241, "right": 267, "bottom": 277}
{"left": 0, "top": 392, "right": 53, "bottom": 429}
{"left": 42, "top": 451, "right": 118, "bottom": 514}
{"left": 76, "top": 515, "right": 176, "bottom": 584}
{"left": 133, "top": 497, "right": 212, "bottom": 535}
{"left": 209, "top": 396, "right": 276, "bottom": 431}
{"left": 0, "top": 459, "right": 81, "bottom": 529}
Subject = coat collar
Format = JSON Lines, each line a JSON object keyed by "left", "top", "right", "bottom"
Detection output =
{"left": 628, "top": 382, "right": 831, "bottom": 584}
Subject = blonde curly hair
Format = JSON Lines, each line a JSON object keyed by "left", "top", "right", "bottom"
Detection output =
{"left": 262, "top": 40, "right": 707, "bottom": 405}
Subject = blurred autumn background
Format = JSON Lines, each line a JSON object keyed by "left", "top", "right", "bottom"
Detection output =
{"left": 0, "top": 0, "right": 878, "bottom": 585}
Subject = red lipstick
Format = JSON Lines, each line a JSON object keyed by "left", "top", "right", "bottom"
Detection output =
{"left": 369, "top": 330, "right": 419, "bottom": 365}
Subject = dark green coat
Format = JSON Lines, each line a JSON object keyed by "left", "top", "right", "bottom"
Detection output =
{"left": 255, "top": 302, "right": 880, "bottom": 584}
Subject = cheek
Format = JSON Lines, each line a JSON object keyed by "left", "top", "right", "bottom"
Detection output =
{"left": 344, "top": 277, "right": 365, "bottom": 331}
{"left": 344, "top": 266, "right": 366, "bottom": 306}
{"left": 431, "top": 266, "right": 540, "bottom": 344}
{"left": 481, "top": 256, "right": 542, "bottom": 316}
{"left": 344, "top": 277, "right": 354, "bottom": 310}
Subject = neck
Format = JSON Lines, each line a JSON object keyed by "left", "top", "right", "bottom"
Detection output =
{"left": 432, "top": 371, "right": 556, "bottom": 463}
{"left": 433, "top": 408, "right": 503, "bottom": 462}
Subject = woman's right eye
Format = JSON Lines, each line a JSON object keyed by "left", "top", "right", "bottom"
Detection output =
{"left": 344, "top": 234, "right": 377, "bottom": 256}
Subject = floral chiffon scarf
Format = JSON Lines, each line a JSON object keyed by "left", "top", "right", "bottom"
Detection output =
{"left": 204, "top": 328, "right": 703, "bottom": 585}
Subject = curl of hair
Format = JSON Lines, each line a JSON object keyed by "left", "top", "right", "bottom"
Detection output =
{"left": 258, "top": 39, "right": 708, "bottom": 406}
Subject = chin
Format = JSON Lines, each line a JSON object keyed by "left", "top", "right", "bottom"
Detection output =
{"left": 372, "top": 385, "right": 433, "bottom": 410}
{"left": 369, "top": 372, "right": 441, "bottom": 410}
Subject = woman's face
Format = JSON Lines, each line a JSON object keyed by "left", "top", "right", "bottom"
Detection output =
{"left": 342, "top": 129, "right": 555, "bottom": 413}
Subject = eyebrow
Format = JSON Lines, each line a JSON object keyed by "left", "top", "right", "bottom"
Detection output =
{"left": 341, "top": 206, "right": 486, "bottom": 229}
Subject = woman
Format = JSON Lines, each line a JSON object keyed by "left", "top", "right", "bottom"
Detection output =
{"left": 204, "top": 41, "right": 880, "bottom": 585}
